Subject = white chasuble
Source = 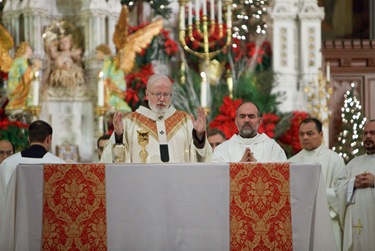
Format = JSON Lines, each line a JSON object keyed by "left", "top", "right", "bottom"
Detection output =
{"left": 212, "top": 133, "right": 287, "bottom": 162}
{"left": 100, "top": 106, "right": 211, "bottom": 163}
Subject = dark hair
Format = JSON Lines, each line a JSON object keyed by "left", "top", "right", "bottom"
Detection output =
{"left": 299, "top": 117, "right": 323, "bottom": 133}
{"left": 236, "top": 101, "right": 262, "bottom": 117}
{"left": 28, "top": 120, "right": 53, "bottom": 143}
{"left": 207, "top": 128, "right": 226, "bottom": 139}
{"left": 97, "top": 134, "right": 111, "bottom": 148}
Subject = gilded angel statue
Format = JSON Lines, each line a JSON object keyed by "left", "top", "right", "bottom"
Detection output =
{"left": 0, "top": 24, "right": 41, "bottom": 111}
{"left": 96, "top": 5, "right": 163, "bottom": 111}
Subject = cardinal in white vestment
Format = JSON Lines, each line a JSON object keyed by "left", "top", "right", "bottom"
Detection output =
{"left": 212, "top": 102, "right": 287, "bottom": 162}
{"left": 288, "top": 118, "right": 345, "bottom": 251}
{"left": 100, "top": 74, "right": 212, "bottom": 163}
{"left": 336, "top": 119, "right": 375, "bottom": 251}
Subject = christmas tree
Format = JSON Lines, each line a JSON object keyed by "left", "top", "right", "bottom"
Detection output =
{"left": 333, "top": 83, "right": 367, "bottom": 163}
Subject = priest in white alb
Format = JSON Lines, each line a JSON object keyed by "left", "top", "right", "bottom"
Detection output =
{"left": 212, "top": 101, "right": 287, "bottom": 162}
{"left": 100, "top": 74, "right": 212, "bottom": 163}
{"left": 288, "top": 117, "right": 345, "bottom": 251}
{"left": 336, "top": 119, "right": 375, "bottom": 251}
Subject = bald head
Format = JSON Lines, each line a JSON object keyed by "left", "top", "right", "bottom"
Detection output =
{"left": 0, "top": 140, "right": 15, "bottom": 164}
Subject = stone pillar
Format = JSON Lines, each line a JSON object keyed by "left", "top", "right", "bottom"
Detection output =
{"left": 269, "top": 0, "right": 300, "bottom": 112}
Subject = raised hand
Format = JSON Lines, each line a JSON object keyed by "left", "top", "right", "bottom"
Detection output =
{"left": 190, "top": 107, "right": 207, "bottom": 137}
{"left": 113, "top": 111, "right": 125, "bottom": 136}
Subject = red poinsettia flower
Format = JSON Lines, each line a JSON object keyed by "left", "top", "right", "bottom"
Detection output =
{"left": 246, "top": 43, "right": 265, "bottom": 64}
{"left": 209, "top": 97, "right": 243, "bottom": 139}
{"left": 258, "top": 113, "right": 280, "bottom": 138}
{"left": 278, "top": 111, "right": 309, "bottom": 154}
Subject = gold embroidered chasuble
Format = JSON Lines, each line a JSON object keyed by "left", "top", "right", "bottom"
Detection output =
{"left": 100, "top": 106, "right": 211, "bottom": 163}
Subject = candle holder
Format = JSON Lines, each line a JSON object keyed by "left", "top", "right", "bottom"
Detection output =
{"left": 25, "top": 105, "right": 41, "bottom": 121}
{"left": 95, "top": 105, "right": 108, "bottom": 136}
{"left": 95, "top": 105, "right": 107, "bottom": 117}
{"left": 178, "top": 0, "right": 232, "bottom": 108}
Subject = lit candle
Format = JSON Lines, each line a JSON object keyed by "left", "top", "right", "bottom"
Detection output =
{"left": 32, "top": 71, "right": 40, "bottom": 106}
{"left": 98, "top": 72, "right": 104, "bottom": 107}
{"left": 195, "top": 0, "right": 200, "bottom": 22}
{"left": 227, "top": 74, "right": 233, "bottom": 99}
{"left": 326, "top": 62, "right": 330, "bottom": 82}
{"left": 210, "top": 0, "right": 215, "bottom": 20}
{"left": 200, "top": 71, "right": 207, "bottom": 107}
{"left": 218, "top": 0, "right": 222, "bottom": 24}
{"left": 180, "top": 5, "right": 186, "bottom": 30}
{"left": 188, "top": 2, "right": 193, "bottom": 26}
{"left": 202, "top": 0, "right": 207, "bottom": 16}
{"left": 226, "top": 2, "right": 232, "bottom": 28}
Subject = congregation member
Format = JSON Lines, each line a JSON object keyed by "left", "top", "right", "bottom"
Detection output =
{"left": 0, "top": 120, "right": 65, "bottom": 187}
{"left": 336, "top": 119, "right": 375, "bottom": 251}
{"left": 100, "top": 73, "right": 212, "bottom": 163}
{"left": 97, "top": 134, "right": 111, "bottom": 160}
{"left": 207, "top": 128, "right": 226, "bottom": 151}
{"left": 212, "top": 101, "right": 287, "bottom": 162}
{"left": 288, "top": 117, "right": 345, "bottom": 250}
{"left": 0, "top": 140, "right": 15, "bottom": 164}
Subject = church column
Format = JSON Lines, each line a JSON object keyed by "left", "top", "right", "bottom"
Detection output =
{"left": 298, "top": 0, "right": 328, "bottom": 145}
{"left": 298, "top": 0, "right": 324, "bottom": 87}
{"left": 107, "top": 14, "right": 118, "bottom": 53}
{"left": 2, "top": 11, "right": 19, "bottom": 50}
{"left": 269, "top": 0, "right": 299, "bottom": 112}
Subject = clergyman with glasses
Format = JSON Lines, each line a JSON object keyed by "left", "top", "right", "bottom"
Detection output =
{"left": 0, "top": 140, "right": 14, "bottom": 164}
{"left": 100, "top": 74, "right": 212, "bottom": 163}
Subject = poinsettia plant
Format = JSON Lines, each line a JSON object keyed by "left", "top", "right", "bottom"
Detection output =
{"left": 0, "top": 101, "right": 29, "bottom": 152}
{"left": 209, "top": 97, "right": 310, "bottom": 157}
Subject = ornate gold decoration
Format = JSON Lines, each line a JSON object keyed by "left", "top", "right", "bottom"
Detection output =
{"left": 42, "top": 164, "right": 107, "bottom": 250}
{"left": 230, "top": 162, "right": 293, "bottom": 250}
{"left": 137, "top": 129, "right": 149, "bottom": 163}
{"left": 43, "top": 20, "right": 84, "bottom": 50}
{"left": 178, "top": 0, "right": 232, "bottom": 108}
{"left": 112, "top": 144, "right": 125, "bottom": 163}
{"left": 0, "top": 23, "right": 14, "bottom": 72}
{"left": 304, "top": 69, "right": 333, "bottom": 124}
{"left": 113, "top": 5, "right": 163, "bottom": 74}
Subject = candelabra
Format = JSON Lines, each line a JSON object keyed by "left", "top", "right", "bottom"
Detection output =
{"left": 178, "top": 0, "right": 232, "bottom": 110}
{"left": 304, "top": 66, "right": 333, "bottom": 125}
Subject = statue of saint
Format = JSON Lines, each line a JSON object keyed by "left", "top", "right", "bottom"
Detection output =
{"left": 43, "top": 20, "right": 86, "bottom": 90}
{"left": 6, "top": 42, "right": 41, "bottom": 111}
{"left": 48, "top": 34, "right": 85, "bottom": 87}
{"left": 95, "top": 44, "right": 131, "bottom": 112}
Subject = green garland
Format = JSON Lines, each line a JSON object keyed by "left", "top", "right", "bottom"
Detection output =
{"left": 120, "top": 0, "right": 172, "bottom": 19}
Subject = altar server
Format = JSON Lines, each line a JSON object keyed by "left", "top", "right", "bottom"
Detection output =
{"left": 336, "top": 119, "right": 375, "bottom": 251}
{"left": 289, "top": 117, "right": 345, "bottom": 251}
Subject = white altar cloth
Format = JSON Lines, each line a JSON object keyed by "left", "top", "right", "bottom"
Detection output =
{"left": 0, "top": 163, "right": 335, "bottom": 251}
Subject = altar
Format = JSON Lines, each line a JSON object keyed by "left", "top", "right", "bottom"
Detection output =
{"left": 0, "top": 163, "right": 336, "bottom": 251}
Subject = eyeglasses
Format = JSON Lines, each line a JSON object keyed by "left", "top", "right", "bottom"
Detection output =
{"left": 0, "top": 150, "right": 13, "bottom": 156}
{"left": 147, "top": 91, "right": 172, "bottom": 99}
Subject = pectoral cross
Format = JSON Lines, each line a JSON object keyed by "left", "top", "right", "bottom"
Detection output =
{"left": 353, "top": 218, "right": 363, "bottom": 234}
